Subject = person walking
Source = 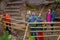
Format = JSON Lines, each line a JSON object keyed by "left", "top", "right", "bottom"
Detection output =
{"left": 5, "top": 13, "right": 11, "bottom": 34}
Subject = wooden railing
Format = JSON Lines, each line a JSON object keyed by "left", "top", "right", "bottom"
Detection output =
{"left": 23, "top": 22, "right": 60, "bottom": 40}
{"left": 0, "top": 17, "right": 60, "bottom": 40}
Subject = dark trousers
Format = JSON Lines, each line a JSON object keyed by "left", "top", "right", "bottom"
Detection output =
{"left": 51, "top": 24, "right": 54, "bottom": 30}
{"left": 6, "top": 23, "right": 11, "bottom": 34}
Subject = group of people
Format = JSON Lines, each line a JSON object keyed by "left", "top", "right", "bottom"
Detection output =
{"left": 0, "top": 11, "right": 11, "bottom": 34}
{"left": 27, "top": 8, "right": 54, "bottom": 26}
{"left": 28, "top": 9, "right": 55, "bottom": 40}
{"left": 28, "top": 8, "right": 54, "bottom": 24}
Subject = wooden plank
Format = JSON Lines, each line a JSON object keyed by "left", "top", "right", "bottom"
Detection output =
{"left": 30, "top": 26, "right": 60, "bottom": 28}
{"left": 32, "top": 35, "right": 59, "bottom": 37}
{"left": 23, "top": 23, "right": 29, "bottom": 40}
{"left": 57, "top": 35, "right": 60, "bottom": 40}
{"left": 30, "top": 30, "right": 60, "bottom": 32}
{"left": 29, "top": 22, "right": 60, "bottom": 24}
{"left": 8, "top": 1, "right": 23, "bottom": 4}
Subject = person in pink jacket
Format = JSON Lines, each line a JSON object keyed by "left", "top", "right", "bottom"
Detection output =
{"left": 46, "top": 9, "right": 54, "bottom": 35}
{"left": 46, "top": 9, "right": 51, "bottom": 22}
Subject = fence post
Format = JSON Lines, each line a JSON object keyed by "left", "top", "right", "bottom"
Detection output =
{"left": 23, "top": 23, "right": 29, "bottom": 40}
{"left": 57, "top": 35, "right": 60, "bottom": 40}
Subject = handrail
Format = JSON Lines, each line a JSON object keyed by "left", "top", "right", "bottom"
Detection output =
{"left": 0, "top": 17, "right": 60, "bottom": 40}
{"left": 9, "top": 18, "right": 28, "bottom": 23}
{"left": 57, "top": 35, "right": 60, "bottom": 40}
{"left": 30, "top": 26, "right": 60, "bottom": 28}
{"left": 29, "top": 22, "right": 60, "bottom": 24}
{"left": 23, "top": 22, "right": 60, "bottom": 40}
{"left": 32, "top": 35, "right": 59, "bottom": 37}
{"left": 23, "top": 23, "right": 29, "bottom": 40}
{"left": 30, "top": 30, "right": 60, "bottom": 32}
{"left": 0, "top": 16, "right": 27, "bottom": 23}
{"left": 39, "top": 5, "right": 45, "bottom": 16}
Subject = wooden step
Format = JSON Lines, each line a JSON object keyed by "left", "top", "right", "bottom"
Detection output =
{"left": 5, "top": 9, "right": 19, "bottom": 11}
{"left": 5, "top": 8, "right": 20, "bottom": 10}
{"left": 10, "top": 14, "right": 21, "bottom": 16}
{"left": 55, "top": 17, "right": 60, "bottom": 19}
{"left": 5, "top": 6, "right": 20, "bottom": 9}
{"left": 43, "top": 1, "right": 54, "bottom": 4}
{"left": 8, "top": 1, "right": 23, "bottom": 4}
{"left": 7, "top": 4, "right": 21, "bottom": 7}
{"left": 6, "top": 6, "right": 20, "bottom": 8}
{"left": 9, "top": 12, "right": 19, "bottom": 14}
{"left": 5, "top": 11, "right": 19, "bottom": 13}
{"left": 10, "top": 13, "right": 21, "bottom": 16}
{"left": 4, "top": 9, "right": 19, "bottom": 12}
{"left": 11, "top": 16, "right": 22, "bottom": 18}
{"left": 11, "top": 16, "right": 23, "bottom": 20}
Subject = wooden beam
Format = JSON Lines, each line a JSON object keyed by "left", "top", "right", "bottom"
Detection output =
{"left": 29, "top": 22, "right": 60, "bottom": 24}
{"left": 30, "top": 26, "right": 60, "bottom": 28}
{"left": 23, "top": 23, "right": 29, "bottom": 40}
{"left": 30, "top": 30, "right": 60, "bottom": 32}
{"left": 57, "top": 35, "right": 60, "bottom": 40}
{"left": 32, "top": 35, "right": 59, "bottom": 37}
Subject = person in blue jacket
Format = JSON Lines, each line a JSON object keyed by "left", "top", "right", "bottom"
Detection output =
{"left": 50, "top": 9, "right": 55, "bottom": 34}
{"left": 50, "top": 9, "right": 55, "bottom": 22}
{"left": 27, "top": 12, "right": 37, "bottom": 27}
{"left": 27, "top": 12, "right": 38, "bottom": 40}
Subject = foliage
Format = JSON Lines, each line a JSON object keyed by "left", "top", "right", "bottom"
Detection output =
{"left": 26, "top": 4, "right": 37, "bottom": 10}
{"left": 55, "top": 0, "right": 60, "bottom": 3}
{"left": 0, "top": 31, "right": 12, "bottom": 40}
{"left": 28, "top": 36, "right": 34, "bottom": 40}
{"left": 55, "top": 0, "right": 60, "bottom": 9}
{"left": 0, "top": 0, "right": 2, "bottom": 3}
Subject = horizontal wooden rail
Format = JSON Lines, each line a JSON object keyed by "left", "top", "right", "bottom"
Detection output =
{"left": 0, "top": 17, "right": 27, "bottom": 23}
{"left": 30, "top": 30, "right": 60, "bottom": 32}
{"left": 0, "top": 22, "right": 26, "bottom": 30}
{"left": 9, "top": 18, "right": 27, "bottom": 23}
{"left": 32, "top": 35, "right": 59, "bottom": 37}
{"left": 6, "top": 25, "right": 25, "bottom": 30}
{"left": 30, "top": 26, "right": 60, "bottom": 28}
{"left": 3, "top": 21, "right": 60, "bottom": 24}
{"left": 29, "top": 22, "right": 60, "bottom": 24}
{"left": 0, "top": 21, "right": 25, "bottom": 26}
{"left": 1, "top": 17, "right": 60, "bottom": 24}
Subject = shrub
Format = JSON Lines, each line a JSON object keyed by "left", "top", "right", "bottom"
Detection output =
{"left": 0, "top": 31, "right": 12, "bottom": 40}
